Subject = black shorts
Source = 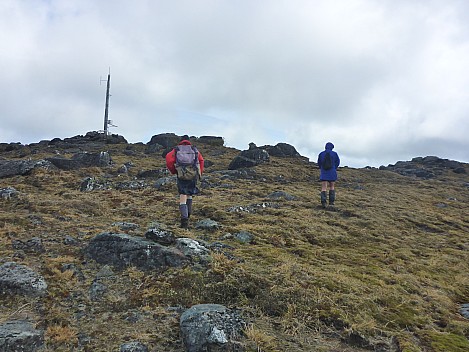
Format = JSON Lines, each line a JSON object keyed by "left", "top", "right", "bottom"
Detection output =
{"left": 177, "top": 178, "right": 199, "bottom": 195}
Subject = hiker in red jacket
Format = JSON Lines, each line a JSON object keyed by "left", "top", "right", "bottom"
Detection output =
{"left": 166, "top": 135, "right": 204, "bottom": 228}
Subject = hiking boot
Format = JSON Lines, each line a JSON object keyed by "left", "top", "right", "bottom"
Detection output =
{"left": 320, "top": 191, "right": 327, "bottom": 208}
{"left": 329, "top": 190, "right": 336, "bottom": 206}
{"left": 180, "top": 218, "right": 189, "bottom": 228}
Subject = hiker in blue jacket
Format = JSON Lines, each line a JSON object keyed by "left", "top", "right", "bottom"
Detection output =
{"left": 317, "top": 142, "right": 340, "bottom": 208}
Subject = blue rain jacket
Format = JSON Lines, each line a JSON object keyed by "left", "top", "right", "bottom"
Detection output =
{"left": 317, "top": 142, "right": 340, "bottom": 181}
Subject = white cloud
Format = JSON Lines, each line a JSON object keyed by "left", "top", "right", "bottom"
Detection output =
{"left": 1, "top": 0, "right": 468, "bottom": 167}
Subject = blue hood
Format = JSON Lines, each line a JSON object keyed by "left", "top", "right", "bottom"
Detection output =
{"left": 325, "top": 142, "right": 334, "bottom": 150}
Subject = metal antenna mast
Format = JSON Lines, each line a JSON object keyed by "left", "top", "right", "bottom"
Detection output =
{"left": 102, "top": 68, "right": 111, "bottom": 136}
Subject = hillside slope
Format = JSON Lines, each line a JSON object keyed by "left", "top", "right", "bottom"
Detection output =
{"left": 1, "top": 133, "right": 468, "bottom": 351}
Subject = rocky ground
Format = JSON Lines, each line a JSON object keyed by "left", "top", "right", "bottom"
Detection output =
{"left": 0, "top": 132, "right": 468, "bottom": 351}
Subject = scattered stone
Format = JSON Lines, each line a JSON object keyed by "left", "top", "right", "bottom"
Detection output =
{"left": 195, "top": 219, "right": 221, "bottom": 231}
{"left": 176, "top": 238, "right": 210, "bottom": 258}
{"left": 84, "top": 233, "right": 189, "bottom": 271}
{"left": 112, "top": 222, "right": 140, "bottom": 231}
{"left": 137, "top": 169, "right": 167, "bottom": 179}
{"left": 80, "top": 177, "right": 111, "bottom": 192}
{"left": 460, "top": 303, "right": 469, "bottom": 319}
{"left": 0, "top": 320, "right": 44, "bottom": 352}
{"left": 0, "top": 262, "right": 47, "bottom": 297}
{"left": 227, "top": 202, "right": 280, "bottom": 214}
{"left": 96, "top": 265, "right": 115, "bottom": 279}
{"left": 180, "top": 304, "right": 245, "bottom": 352}
{"left": 154, "top": 176, "right": 176, "bottom": 190}
{"left": 267, "top": 191, "right": 296, "bottom": 200}
{"left": 12, "top": 237, "right": 45, "bottom": 253}
{"left": 120, "top": 341, "right": 149, "bottom": 352}
{"left": 145, "top": 223, "right": 176, "bottom": 246}
{"left": 64, "top": 235, "right": 80, "bottom": 246}
{"left": 89, "top": 280, "right": 107, "bottom": 301}
{"left": 0, "top": 187, "right": 19, "bottom": 200}
{"left": 234, "top": 231, "right": 254, "bottom": 244}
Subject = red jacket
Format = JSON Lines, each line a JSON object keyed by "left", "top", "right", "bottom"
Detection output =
{"left": 165, "top": 140, "right": 204, "bottom": 175}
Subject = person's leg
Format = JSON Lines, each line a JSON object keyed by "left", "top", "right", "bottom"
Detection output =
{"left": 186, "top": 196, "right": 193, "bottom": 217}
{"left": 328, "top": 182, "right": 336, "bottom": 206}
{"left": 321, "top": 181, "right": 328, "bottom": 208}
{"left": 179, "top": 194, "right": 189, "bottom": 228}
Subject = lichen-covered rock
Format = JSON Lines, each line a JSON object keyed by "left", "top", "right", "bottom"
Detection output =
{"left": 0, "top": 320, "right": 44, "bottom": 352}
{"left": 180, "top": 304, "right": 245, "bottom": 352}
{"left": 0, "top": 262, "right": 47, "bottom": 297}
{"left": 84, "top": 232, "right": 189, "bottom": 271}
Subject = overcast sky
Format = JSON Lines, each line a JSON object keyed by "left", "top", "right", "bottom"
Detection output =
{"left": 1, "top": 0, "right": 468, "bottom": 167}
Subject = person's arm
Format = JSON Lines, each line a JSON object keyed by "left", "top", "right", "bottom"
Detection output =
{"left": 335, "top": 152, "right": 340, "bottom": 168}
{"left": 165, "top": 149, "right": 177, "bottom": 174}
{"left": 317, "top": 152, "right": 322, "bottom": 168}
{"left": 198, "top": 152, "right": 204, "bottom": 174}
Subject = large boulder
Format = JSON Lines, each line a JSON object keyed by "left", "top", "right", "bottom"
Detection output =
{"left": 0, "top": 262, "right": 47, "bottom": 297}
{"left": 0, "top": 320, "right": 44, "bottom": 352}
{"left": 47, "top": 151, "right": 112, "bottom": 170}
{"left": 83, "top": 233, "right": 189, "bottom": 271}
{"left": 259, "top": 143, "right": 300, "bottom": 157}
{"left": 147, "top": 133, "right": 181, "bottom": 148}
{"left": 228, "top": 149, "right": 270, "bottom": 170}
{"left": 197, "top": 136, "right": 224, "bottom": 146}
{"left": 180, "top": 304, "right": 245, "bottom": 352}
{"left": 0, "top": 160, "right": 50, "bottom": 179}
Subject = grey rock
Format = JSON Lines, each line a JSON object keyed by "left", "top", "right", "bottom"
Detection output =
{"left": 0, "top": 187, "right": 19, "bottom": 200}
{"left": 145, "top": 224, "right": 176, "bottom": 246}
{"left": 195, "top": 219, "right": 221, "bottom": 231}
{"left": 120, "top": 341, "right": 149, "bottom": 352}
{"left": 0, "top": 320, "right": 44, "bottom": 352}
{"left": 47, "top": 151, "right": 112, "bottom": 170}
{"left": 197, "top": 136, "right": 225, "bottom": 146}
{"left": 0, "top": 262, "right": 47, "bottom": 297}
{"left": 460, "top": 303, "right": 469, "bottom": 319}
{"left": 234, "top": 231, "right": 254, "bottom": 244}
{"left": 84, "top": 233, "right": 189, "bottom": 271}
{"left": 267, "top": 191, "right": 296, "bottom": 200}
{"left": 112, "top": 222, "right": 140, "bottom": 231}
{"left": 147, "top": 133, "right": 180, "bottom": 148}
{"left": 228, "top": 148, "right": 270, "bottom": 170}
{"left": 0, "top": 159, "right": 51, "bottom": 179}
{"left": 89, "top": 280, "right": 107, "bottom": 301}
{"left": 176, "top": 238, "right": 210, "bottom": 258}
{"left": 154, "top": 176, "right": 176, "bottom": 190}
{"left": 11, "top": 237, "right": 45, "bottom": 253}
{"left": 180, "top": 304, "right": 245, "bottom": 352}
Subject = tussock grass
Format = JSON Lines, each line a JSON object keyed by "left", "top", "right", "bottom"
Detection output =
{"left": 0, "top": 141, "right": 468, "bottom": 351}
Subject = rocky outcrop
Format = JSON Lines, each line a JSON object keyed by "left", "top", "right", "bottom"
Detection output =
{"left": 259, "top": 142, "right": 301, "bottom": 157}
{"left": 84, "top": 232, "right": 189, "bottom": 271}
{"left": 197, "top": 136, "right": 224, "bottom": 146}
{"left": 147, "top": 133, "right": 181, "bottom": 148}
{"left": 380, "top": 156, "right": 466, "bottom": 178}
{"left": 0, "top": 160, "right": 51, "bottom": 179}
{"left": 0, "top": 320, "right": 44, "bottom": 352}
{"left": 180, "top": 304, "right": 245, "bottom": 352}
{"left": 47, "top": 151, "right": 112, "bottom": 170}
{"left": 0, "top": 262, "right": 47, "bottom": 297}
{"left": 228, "top": 148, "right": 270, "bottom": 170}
